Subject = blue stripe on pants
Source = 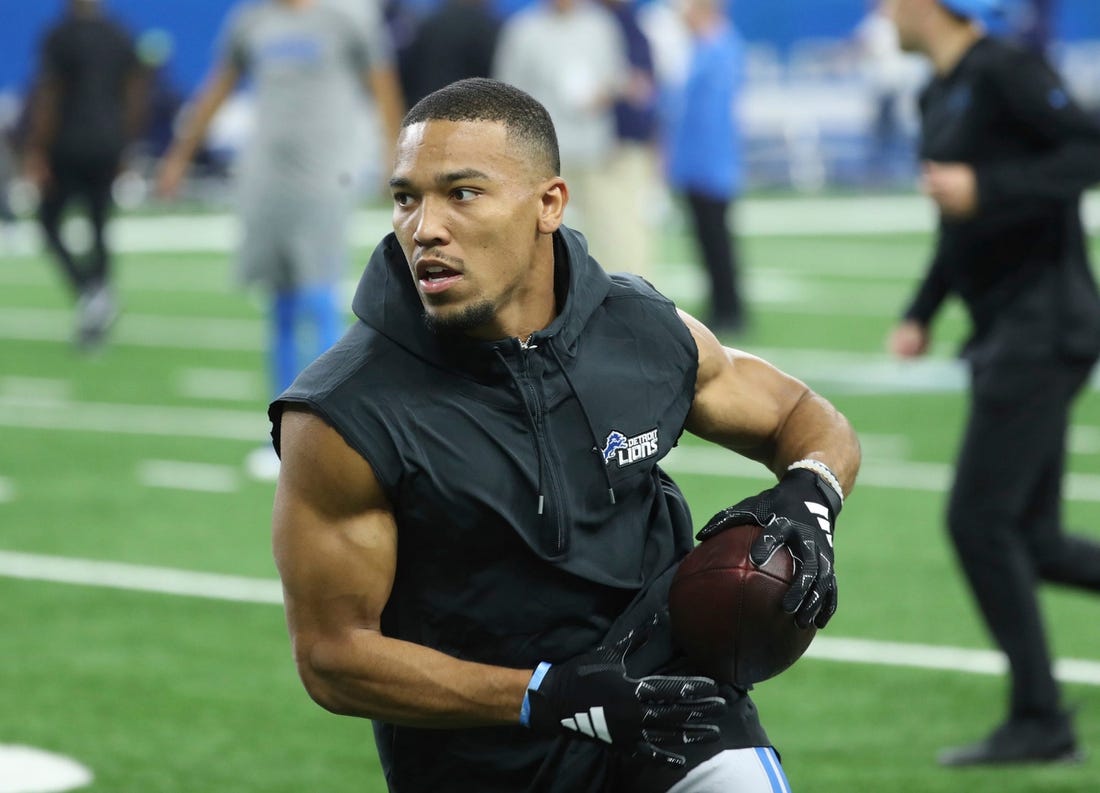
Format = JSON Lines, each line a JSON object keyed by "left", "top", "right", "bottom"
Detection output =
{"left": 755, "top": 747, "right": 790, "bottom": 793}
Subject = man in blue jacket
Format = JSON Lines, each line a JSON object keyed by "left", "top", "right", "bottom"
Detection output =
{"left": 664, "top": 0, "right": 747, "bottom": 335}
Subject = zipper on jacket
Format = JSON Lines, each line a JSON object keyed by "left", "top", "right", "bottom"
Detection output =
{"left": 518, "top": 339, "right": 568, "bottom": 556}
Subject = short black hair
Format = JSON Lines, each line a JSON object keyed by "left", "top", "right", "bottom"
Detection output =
{"left": 401, "top": 78, "right": 561, "bottom": 176}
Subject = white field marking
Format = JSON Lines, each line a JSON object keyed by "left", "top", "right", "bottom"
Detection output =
{"left": 5, "top": 192, "right": 1097, "bottom": 258}
{"left": 661, "top": 444, "right": 1100, "bottom": 503}
{"left": 0, "top": 394, "right": 269, "bottom": 442}
{"left": 649, "top": 267, "right": 909, "bottom": 315}
{"left": 0, "top": 307, "right": 263, "bottom": 350}
{"left": 1069, "top": 425, "right": 1100, "bottom": 455}
{"left": 0, "top": 376, "right": 72, "bottom": 402}
{"left": 0, "top": 744, "right": 93, "bottom": 793}
{"left": 0, "top": 477, "right": 14, "bottom": 503}
{"left": 807, "top": 637, "right": 1100, "bottom": 687}
{"left": 2, "top": 549, "right": 1100, "bottom": 686}
{"left": 6, "top": 389, "right": 1100, "bottom": 499}
{"left": 136, "top": 460, "right": 240, "bottom": 493}
{"left": 0, "top": 551, "right": 283, "bottom": 604}
{"left": 177, "top": 367, "right": 263, "bottom": 402}
{"left": 749, "top": 347, "right": 971, "bottom": 395}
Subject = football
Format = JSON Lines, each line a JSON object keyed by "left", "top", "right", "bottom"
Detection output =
{"left": 668, "top": 523, "right": 817, "bottom": 686}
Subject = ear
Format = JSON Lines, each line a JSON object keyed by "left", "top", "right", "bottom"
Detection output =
{"left": 536, "top": 177, "right": 567, "bottom": 235}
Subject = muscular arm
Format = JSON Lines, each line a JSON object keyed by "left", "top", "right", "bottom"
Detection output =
{"left": 680, "top": 310, "right": 860, "bottom": 494}
{"left": 272, "top": 406, "right": 531, "bottom": 726}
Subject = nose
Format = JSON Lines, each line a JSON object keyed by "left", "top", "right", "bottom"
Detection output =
{"left": 412, "top": 196, "right": 449, "bottom": 248}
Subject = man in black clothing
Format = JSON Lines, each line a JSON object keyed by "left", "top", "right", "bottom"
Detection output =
{"left": 884, "top": 0, "right": 1100, "bottom": 767}
{"left": 24, "top": 0, "right": 144, "bottom": 350}
{"left": 269, "top": 78, "right": 860, "bottom": 792}
{"left": 400, "top": 0, "right": 500, "bottom": 108}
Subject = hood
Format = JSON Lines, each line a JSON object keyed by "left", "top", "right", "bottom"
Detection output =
{"left": 350, "top": 226, "right": 613, "bottom": 376}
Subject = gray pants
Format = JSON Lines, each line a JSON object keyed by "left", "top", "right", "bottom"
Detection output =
{"left": 668, "top": 747, "right": 791, "bottom": 793}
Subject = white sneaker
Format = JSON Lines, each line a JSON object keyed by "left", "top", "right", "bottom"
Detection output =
{"left": 75, "top": 283, "right": 118, "bottom": 350}
{"left": 245, "top": 445, "right": 281, "bottom": 482}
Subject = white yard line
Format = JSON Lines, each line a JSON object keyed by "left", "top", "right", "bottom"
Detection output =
{"left": 136, "top": 460, "right": 240, "bottom": 493}
{"left": 0, "top": 376, "right": 72, "bottom": 401}
{"left": 4, "top": 391, "right": 1100, "bottom": 497}
{"left": 0, "top": 551, "right": 282, "bottom": 604}
{"left": 177, "top": 367, "right": 263, "bottom": 402}
{"left": 4, "top": 193, "right": 1098, "bottom": 258}
{"left": 1, "top": 549, "right": 1098, "bottom": 685}
{"left": 806, "top": 637, "right": 1100, "bottom": 687}
{"left": 0, "top": 394, "right": 268, "bottom": 442}
{"left": 0, "top": 307, "right": 264, "bottom": 350}
{"left": 662, "top": 444, "right": 1100, "bottom": 502}
{"left": 0, "top": 477, "right": 14, "bottom": 503}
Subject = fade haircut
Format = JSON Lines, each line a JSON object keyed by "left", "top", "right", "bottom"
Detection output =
{"left": 401, "top": 78, "right": 561, "bottom": 177}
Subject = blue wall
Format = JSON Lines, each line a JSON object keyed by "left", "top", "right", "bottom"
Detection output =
{"left": 4, "top": 0, "right": 235, "bottom": 95}
{"left": 5, "top": 0, "right": 1100, "bottom": 97}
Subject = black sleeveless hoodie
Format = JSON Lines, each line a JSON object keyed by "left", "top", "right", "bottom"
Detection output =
{"left": 270, "top": 227, "right": 766, "bottom": 792}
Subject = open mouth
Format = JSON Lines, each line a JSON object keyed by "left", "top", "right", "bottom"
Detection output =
{"left": 416, "top": 260, "right": 463, "bottom": 295}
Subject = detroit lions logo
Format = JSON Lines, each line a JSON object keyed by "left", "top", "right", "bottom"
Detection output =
{"left": 601, "top": 431, "right": 628, "bottom": 464}
{"left": 601, "top": 428, "right": 660, "bottom": 467}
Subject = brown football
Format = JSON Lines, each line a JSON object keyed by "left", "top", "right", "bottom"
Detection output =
{"left": 669, "top": 523, "right": 817, "bottom": 686}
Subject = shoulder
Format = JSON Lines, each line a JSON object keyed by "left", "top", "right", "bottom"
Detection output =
{"left": 283, "top": 322, "right": 397, "bottom": 404}
{"left": 226, "top": 1, "right": 268, "bottom": 33}
{"left": 605, "top": 273, "right": 697, "bottom": 354}
{"left": 273, "top": 323, "right": 408, "bottom": 496}
{"left": 606, "top": 272, "right": 677, "bottom": 312}
{"left": 969, "top": 36, "right": 1039, "bottom": 77}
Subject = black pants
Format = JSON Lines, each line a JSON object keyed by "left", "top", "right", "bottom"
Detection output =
{"left": 38, "top": 151, "right": 119, "bottom": 297}
{"left": 947, "top": 356, "right": 1100, "bottom": 719}
{"left": 684, "top": 191, "right": 742, "bottom": 330}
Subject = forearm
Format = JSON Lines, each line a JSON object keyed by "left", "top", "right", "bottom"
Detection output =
{"left": 977, "top": 141, "right": 1100, "bottom": 208}
{"left": 25, "top": 79, "right": 59, "bottom": 156}
{"left": 366, "top": 66, "right": 404, "bottom": 168}
{"left": 904, "top": 241, "right": 951, "bottom": 324}
{"left": 770, "top": 389, "right": 860, "bottom": 496}
{"left": 164, "top": 68, "right": 237, "bottom": 166}
{"left": 296, "top": 626, "right": 531, "bottom": 727}
{"left": 124, "top": 70, "right": 150, "bottom": 143}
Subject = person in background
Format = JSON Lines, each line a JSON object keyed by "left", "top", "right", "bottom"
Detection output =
{"left": 884, "top": 0, "right": 1100, "bottom": 766}
{"left": 664, "top": 0, "right": 747, "bottom": 335}
{"left": 853, "top": 0, "right": 922, "bottom": 187}
{"left": 401, "top": 0, "right": 501, "bottom": 108}
{"left": 23, "top": 0, "right": 146, "bottom": 351}
{"left": 597, "top": 0, "right": 661, "bottom": 281}
{"left": 156, "top": 0, "right": 404, "bottom": 479}
{"left": 494, "top": 0, "right": 629, "bottom": 271}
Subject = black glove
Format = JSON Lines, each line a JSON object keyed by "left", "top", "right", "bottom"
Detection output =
{"left": 697, "top": 467, "right": 842, "bottom": 629}
{"left": 523, "top": 625, "right": 727, "bottom": 768}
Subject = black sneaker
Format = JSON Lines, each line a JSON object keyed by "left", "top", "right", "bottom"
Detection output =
{"left": 937, "top": 712, "right": 1084, "bottom": 767}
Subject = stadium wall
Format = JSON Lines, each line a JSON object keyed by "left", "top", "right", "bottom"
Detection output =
{"left": 4, "top": 0, "right": 1100, "bottom": 100}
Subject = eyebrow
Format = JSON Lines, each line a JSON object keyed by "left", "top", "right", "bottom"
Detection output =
{"left": 389, "top": 168, "right": 492, "bottom": 189}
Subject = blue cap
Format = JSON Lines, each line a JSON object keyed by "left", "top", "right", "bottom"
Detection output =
{"left": 939, "top": 0, "right": 1004, "bottom": 19}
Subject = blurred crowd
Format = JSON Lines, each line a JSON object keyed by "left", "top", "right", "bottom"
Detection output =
{"left": 1, "top": 0, "right": 1095, "bottom": 357}
{"left": 2, "top": 0, "right": 1092, "bottom": 215}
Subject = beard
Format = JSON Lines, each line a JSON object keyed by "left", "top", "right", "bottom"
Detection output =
{"left": 421, "top": 299, "right": 496, "bottom": 337}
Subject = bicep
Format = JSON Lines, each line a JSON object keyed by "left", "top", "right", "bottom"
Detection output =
{"left": 680, "top": 310, "right": 809, "bottom": 463}
{"left": 272, "top": 408, "right": 397, "bottom": 653}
